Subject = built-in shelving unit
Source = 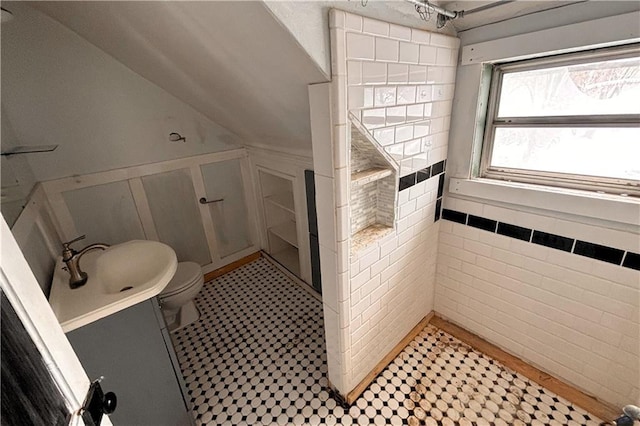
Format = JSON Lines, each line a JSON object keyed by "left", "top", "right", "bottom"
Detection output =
{"left": 350, "top": 121, "right": 397, "bottom": 255}
{"left": 264, "top": 192, "right": 295, "bottom": 214}
{"left": 259, "top": 169, "right": 301, "bottom": 276}
{"left": 269, "top": 220, "right": 298, "bottom": 248}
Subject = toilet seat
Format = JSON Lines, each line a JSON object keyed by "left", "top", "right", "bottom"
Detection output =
{"left": 161, "top": 261, "right": 202, "bottom": 298}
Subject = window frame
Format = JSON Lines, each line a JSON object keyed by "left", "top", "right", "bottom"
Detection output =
{"left": 480, "top": 43, "right": 640, "bottom": 197}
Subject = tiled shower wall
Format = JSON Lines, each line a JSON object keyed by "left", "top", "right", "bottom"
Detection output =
{"left": 435, "top": 197, "right": 640, "bottom": 407}
{"left": 344, "top": 13, "right": 457, "bottom": 176}
{"left": 316, "top": 10, "right": 459, "bottom": 396}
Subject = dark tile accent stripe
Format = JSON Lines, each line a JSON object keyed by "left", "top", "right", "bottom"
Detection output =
{"left": 431, "top": 160, "right": 445, "bottom": 176}
{"left": 497, "top": 223, "right": 531, "bottom": 242}
{"left": 435, "top": 198, "right": 442, "bottom": 222}
{"left": 399, "top": 174, "right": 416, "bottom": 191}
{"left": 442, "top": 209, "right": 467, "bottom": 224}
{"left": 532, "top": 231, "right": 574, "bottom": 252}
{"left": 574, "top": 241, "right": 625, "bottom": 265}
{"left": 440, "top": 208, "right": 636, "bottom": 270}
{"left": 437, "top": 174, "right": 445, "bottom": 198}
{"left": 622, "top": 252, "right": 640, "bottom": 271}
{"left": 399, "top": 159, "right": 447, "bottom": 192}
{"left": 417, "top": 167, "right": 430, "bottom": 183}
{"left": 467, "top": 215, "right": 497, "bottom": 232}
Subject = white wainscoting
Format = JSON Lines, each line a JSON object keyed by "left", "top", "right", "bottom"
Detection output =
{"left": 40, "top": 149, "right": 260, "bottom": 275}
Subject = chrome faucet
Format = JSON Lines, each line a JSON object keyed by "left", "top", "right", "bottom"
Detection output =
{"left": 62, "top": 235, "right": 110, "bottom": 289}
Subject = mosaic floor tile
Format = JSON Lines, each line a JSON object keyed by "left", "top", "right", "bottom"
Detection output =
{"left": 174, "top": 258, "right": 603, "bottom": 425}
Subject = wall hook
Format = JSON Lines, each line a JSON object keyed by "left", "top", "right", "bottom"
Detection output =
{"left": 169, "top": 132, "right": 186, "bottom": 143}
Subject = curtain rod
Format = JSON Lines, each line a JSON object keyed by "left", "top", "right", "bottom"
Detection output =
{"left": 404, "top": 0, "right": 460, "bottom": 19}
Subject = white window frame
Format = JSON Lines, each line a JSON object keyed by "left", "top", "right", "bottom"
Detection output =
{"left": 480, "top": 43, "right": 640, "bottom": 197}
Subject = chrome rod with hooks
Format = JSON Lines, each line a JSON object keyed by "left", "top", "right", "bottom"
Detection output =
{"left": 404, "top": 0, "right": 458, "bottom": 19}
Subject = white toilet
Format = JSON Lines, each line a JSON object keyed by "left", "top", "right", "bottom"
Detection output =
{"left": 159, "top": 261, "right": 204, "bottom": 332}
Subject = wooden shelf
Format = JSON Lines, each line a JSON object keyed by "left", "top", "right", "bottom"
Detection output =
{"left": 271, "top": 246, "right": 300, "bottom": 277}
{"left": 264, "top": 192, "right": 295, "bottom": 214}
{"left": 351, "top": 167, "right": 393, "bottom": 186}
{"left": 268, "top": 221, "right": 298, "bottom": 248}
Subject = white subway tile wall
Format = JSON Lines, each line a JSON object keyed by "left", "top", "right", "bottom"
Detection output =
{"left": 342, "top": 11, "right": 459, "bottom": 177}
{"left": 436, "top": 197, "right": 640, "bottom": 407}
{"left": 323, "top": 9, "right": 457, "bottom": 396}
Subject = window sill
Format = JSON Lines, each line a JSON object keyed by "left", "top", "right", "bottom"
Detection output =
{"left": 448, "top": 177, "right": 640, "bottom": 227}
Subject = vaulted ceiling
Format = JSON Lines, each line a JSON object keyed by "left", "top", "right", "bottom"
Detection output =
{"left": 12, "top": 1, "right": 636, "bottom": 156}
{"left": 30, "top": 1, "right": 329, "bottom": 155}
{"left": 27, "top": 1, "right": 453, "bottom": 155}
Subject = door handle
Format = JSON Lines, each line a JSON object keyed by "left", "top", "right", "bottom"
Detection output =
{"left": 199, "top": 197, "right": 224, "bottom": 204}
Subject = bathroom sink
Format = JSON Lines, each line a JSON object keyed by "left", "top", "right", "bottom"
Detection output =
{"left": 49, "top": 240, "right": 177, "bottom": 332}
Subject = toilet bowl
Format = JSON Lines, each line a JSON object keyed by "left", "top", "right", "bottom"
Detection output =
{"left": 159, "top": 261, "right": 204, "bottom": 332}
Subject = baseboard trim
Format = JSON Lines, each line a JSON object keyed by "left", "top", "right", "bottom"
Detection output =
{"left": 430, "top": 314, "right": 619, "bottom": 422}
{"left": 203, "top": 251, "right": 261, "bottom": 282}
{"left": 344, "top": 312, "right": 435, "bottom": 405}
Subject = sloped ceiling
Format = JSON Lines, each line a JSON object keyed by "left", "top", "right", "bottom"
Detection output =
{"left": 30, "top": 1, "right": 328, "bottom": 156}
{"left": 29, "top": 1, "right": 462, "bottom": 156}
{"left": 23, "top": 1, "right": 617, "bottom": 156}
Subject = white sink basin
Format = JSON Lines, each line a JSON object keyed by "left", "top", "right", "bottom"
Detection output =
{"left": 49, "top": 240, "right": 177, "bottom": 332}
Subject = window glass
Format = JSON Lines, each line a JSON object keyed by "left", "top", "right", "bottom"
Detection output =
{"left": 498, "top": 56, "right": 640, "bottom": 117}
{"left": 492, "top": 127, "right": 640, "bottom": 180}
{"left": 482, "top": 44, "right": 640, "bottom": 194}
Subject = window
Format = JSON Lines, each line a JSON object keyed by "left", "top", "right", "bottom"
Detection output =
{"left": 481, "top": 44, "right": 640, "bottom": 196}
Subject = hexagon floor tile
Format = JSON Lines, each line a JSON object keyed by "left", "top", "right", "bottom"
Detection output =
{"left": 173, "top": 258, "right": 602, "bottom": 425}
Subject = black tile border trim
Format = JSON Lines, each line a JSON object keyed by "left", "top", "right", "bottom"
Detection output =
{"left": 467, "top": 215, "right": 497, "bottom": 233}
{"left": 441, "top": 208, "right": 639, "bottom": 271}
{"left": 497, "top": 223, "right": 532, "bottom": 242}
{"left": 532, "top": 230, "right": 574, "bottom": 252}
{"left": 574, "top": 241, "right": 625, "bottom": 265}
{"left": 399, "top": 159, "right": 446, "bottom": 192}
{"left": 622, "top": 252, "right": 640, "bottom": 271}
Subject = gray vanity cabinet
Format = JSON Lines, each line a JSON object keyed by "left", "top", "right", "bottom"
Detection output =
{"left": 67, "top": 298, "right": 193, "bottom": 426}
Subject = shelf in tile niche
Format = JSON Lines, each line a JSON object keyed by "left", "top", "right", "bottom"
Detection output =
{"left": 271, "top": 245, "right": 300, "bottom": 277}
{"left": 268, "top": 221, "right": 298, "bottom": 248}
{"left": 352, "top": 224, "right": 394, "bottom": 255}
{"left": 351, "top": 167, "right": 393, "bottom": 186}
{"left": 264, "top": 192, "right": 295, "bottom": 214}
{"left": 349, "top": 118, "right": 397, "bottom": 255}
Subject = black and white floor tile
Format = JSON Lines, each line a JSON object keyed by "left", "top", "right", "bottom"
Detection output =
{"left": 174, "top": 258, "right": 603, "bottom": 425}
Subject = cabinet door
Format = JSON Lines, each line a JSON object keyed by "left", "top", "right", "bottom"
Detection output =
{"left": 67, "top": 300, "right": 191, "bottom": 426}
{"left": 200, "top": 160, "right": 252, "bottom": 259}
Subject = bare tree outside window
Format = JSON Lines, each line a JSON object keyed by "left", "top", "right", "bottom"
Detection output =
{"left": 481, "top": 45, "right": 640, "bottom": 195}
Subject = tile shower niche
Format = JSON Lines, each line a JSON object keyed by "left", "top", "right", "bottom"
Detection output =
{"left": 350, "top": 120, "right": 397, "bottom": 254}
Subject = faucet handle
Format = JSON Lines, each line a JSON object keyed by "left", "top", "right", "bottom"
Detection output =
{"left": 63, "top": 234, "right": 86, "bottom": 250}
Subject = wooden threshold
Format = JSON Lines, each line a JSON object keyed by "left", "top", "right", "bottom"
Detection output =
{"left": 203, "top": 251, "right": 261, "bottom": 282}
{"left": 345, "top": 312, "right": 435, "bottom": 405}
{"left": 430, "top": 315, "right": 619, "bottom": 422}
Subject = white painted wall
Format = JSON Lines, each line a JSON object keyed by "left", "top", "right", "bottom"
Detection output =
{"left": 9, "top": 185, "right": 62, "bottom": 296}
{"left": 1, "top": 106, "right": 37, "bottom": 226}
{"left": 439, "top": 8, "right": 640, "bottom": 407}
{"left": 1, "top": 2, "right": 242, "bottom": 182}
{"left": 29, "top": 1, "right": 327, "bottom": 157}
